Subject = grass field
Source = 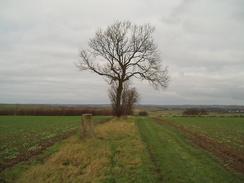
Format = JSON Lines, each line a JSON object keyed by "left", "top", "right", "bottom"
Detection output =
{"left": 1, "top": 115, "right": 244, "bottom": 182}
{"left": 0, "top": 116, "right": 111, "bottom": 168}
{"left": 166, "top": 117, "right": 244, "bottom": 152}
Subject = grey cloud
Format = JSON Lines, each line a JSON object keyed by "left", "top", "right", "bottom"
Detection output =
{"left": 0, "top": 0, "right": 243, "bottom": 105}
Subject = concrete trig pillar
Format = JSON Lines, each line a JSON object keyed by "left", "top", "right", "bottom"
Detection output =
{"left": 80, "top": 114, "right": 95, "bottom": 138}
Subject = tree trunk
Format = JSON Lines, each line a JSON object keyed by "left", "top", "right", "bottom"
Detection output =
{"left": 115, "top": 81, "right": 123, "bottom": 117}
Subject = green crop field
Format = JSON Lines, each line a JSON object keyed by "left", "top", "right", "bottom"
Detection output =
{"left": 0, "top": 115, "right": 111, "bottom": 168}
{"left": 166, "top": 117, "right": 244, "bottom": 151}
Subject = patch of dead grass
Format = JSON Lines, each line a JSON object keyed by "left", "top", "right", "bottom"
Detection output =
{"left": 18, "top": 136, "right": 111, "bottom": 183}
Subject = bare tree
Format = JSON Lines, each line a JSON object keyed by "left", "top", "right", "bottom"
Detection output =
{"left": 78, "top": 21, "right": 169, "bottom": 117}
{"left": 109, "top": 82, "right": 139, "bottom": 116}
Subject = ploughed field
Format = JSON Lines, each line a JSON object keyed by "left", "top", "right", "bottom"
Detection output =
{"left": 0, "top": 115, "right": 244, "bottom": 182}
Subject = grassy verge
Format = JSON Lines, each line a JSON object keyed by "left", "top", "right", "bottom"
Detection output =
{"left": 136, "top": 117, "right": 244, "bottom": 183}
{"left": 12, "top": 118, "right": 156, "bottom": 183}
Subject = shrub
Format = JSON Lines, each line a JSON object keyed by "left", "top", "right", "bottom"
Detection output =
{"left": 138, "top": 111, "right": 148, "bottom": 116}
{"left": 182, "top": 108, "right": 208, "bottom": 116}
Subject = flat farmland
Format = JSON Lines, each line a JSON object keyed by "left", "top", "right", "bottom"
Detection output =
{"left": 0, "top": 115, "right": 111, "bottom": 170}
{"left": 166, "top": 117, "right": 244, "bottom": 152}
{"left": 1, "top": 116, "right": 244, "bottom": 182}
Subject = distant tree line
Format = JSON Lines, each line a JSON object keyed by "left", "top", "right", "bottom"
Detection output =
{"left": 183, "top": 108, "right": 208, "bottom": 116}
{"left": 0, "top": 108, "right": 112, "bottom": 116}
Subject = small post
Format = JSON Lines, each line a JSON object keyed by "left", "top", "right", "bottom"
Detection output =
{"left": 80, "top": 114, "right": 95, "bottom": 138}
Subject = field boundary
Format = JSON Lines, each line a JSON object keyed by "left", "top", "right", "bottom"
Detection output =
{"left": 153, "top": 117, "right": 244, "bottom": 174}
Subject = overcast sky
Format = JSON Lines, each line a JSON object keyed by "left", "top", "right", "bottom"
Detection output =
{"left": 0, "top": 0, "right": 243, "bottom": 105}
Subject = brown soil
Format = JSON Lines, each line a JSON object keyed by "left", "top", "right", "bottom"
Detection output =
{"left": 153, "top": 117, "right": 244, "bottom": 174}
